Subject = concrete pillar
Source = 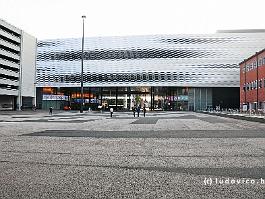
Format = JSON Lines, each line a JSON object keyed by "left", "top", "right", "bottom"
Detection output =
{"left": 193, "top": 88, "right": 196, "bottom": 111}
{"left": 205, "top": 88, "right": 208, "bottom": 109}
{"left": 199, "top": 88, "right": 202, "bottom": 110}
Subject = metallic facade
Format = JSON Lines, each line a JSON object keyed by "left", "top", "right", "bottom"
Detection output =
{"left": 37, "top": 32, "right": 265, "bottom": 88}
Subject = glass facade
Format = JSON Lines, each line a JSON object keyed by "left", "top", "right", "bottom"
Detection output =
{"left": 37, "top": 86, "right": 241, "bottom": 111}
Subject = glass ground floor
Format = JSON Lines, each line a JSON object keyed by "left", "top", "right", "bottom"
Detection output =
{"left": 36, "top": 86, "right": 239, "bottom": 111}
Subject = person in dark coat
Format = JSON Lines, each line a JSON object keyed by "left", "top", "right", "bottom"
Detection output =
{"left": 49, "top": 107, "right": 53, "bottom": 115}
{"left": 143, "top": 106, "right": 146, "bottom": 117}
{"left": 132, "top": 106, "right": 136, "bottom": 117}
{"left": 137, "top": 106, "right": 140, "bottom": 117}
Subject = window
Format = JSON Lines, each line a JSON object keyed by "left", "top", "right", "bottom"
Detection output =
{"left": 259, "top": 59, "right": 262, "bottom": 66}
{"left": 253, "top": 61, "right": 256, "bottom": 69}
{"left": 259, "top": 80, "right": 263, "bottom": 88}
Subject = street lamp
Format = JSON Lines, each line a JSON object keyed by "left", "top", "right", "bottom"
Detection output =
{"left": 80, "top": 15, "right": 86, "bottom": 113}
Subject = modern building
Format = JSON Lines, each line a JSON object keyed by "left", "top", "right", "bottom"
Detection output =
{"left": 0, "top": 19, "right": 37, "bottom": 110}
{"left": 36, "top": 30, "right": 265, "bottom": 111}
{"left": 240, "top": 48, "right": 265, "bottom": 111}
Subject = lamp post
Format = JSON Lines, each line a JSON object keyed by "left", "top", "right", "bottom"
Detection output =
{"left": 80, "top": 15, "right": 86, "bottom": 113}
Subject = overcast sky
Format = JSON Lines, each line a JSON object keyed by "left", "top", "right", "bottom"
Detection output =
{"left": 0, "top": 0, "right": 265, "bottom": 39}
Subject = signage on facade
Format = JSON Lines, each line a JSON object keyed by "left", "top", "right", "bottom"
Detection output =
{"left": 73, "top": 99, "right": 99, "bottom": 103}
{"left": 171, "top": 95, "right": 189, "bottom": 101}
{"left": 43, "top": 95, "right": 69, "bottom": 101}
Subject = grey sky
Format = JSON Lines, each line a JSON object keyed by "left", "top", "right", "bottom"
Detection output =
{"left": 0, "top": 0, "right": 264, "bottom": 39}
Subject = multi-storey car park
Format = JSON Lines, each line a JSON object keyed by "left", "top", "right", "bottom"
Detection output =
{"left": 0, "top": 19, "right": 37, "bottom": 110}
{"left": 36, "top": 30, "right": 265, "bottom": 111}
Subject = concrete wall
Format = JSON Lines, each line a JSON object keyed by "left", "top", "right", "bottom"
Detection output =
{"left": 20, "top": 31, "right": 37, "bottom": 100}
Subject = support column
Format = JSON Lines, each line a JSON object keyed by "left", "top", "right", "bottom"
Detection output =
{"left": 89, "top": 87, "right": 91, "bottom": 105}
{"left": 152, "top": 87, "right": 155, "bottom": 111}
{"left": 205, "top": 88, "right": 208, "bottom": 109}
{"left": 172, "top": 87, "right": 175, "bottom": 111}
{"left": 150, "top": 86, "right": 153, "bottom": 111}
{"left": 128, "top": 87, "right": 131, "bottom": 110}
{"left": 115, "top": 87, "right": 118, "bottom": 110}
{"left": 176, "top": 87, "right": 178, "bottom": 111}
{"left": 193, "top": 88, "right": 196, "bottom": 111}
{"left": 100, "top": 87, "right": 103, "bottom": 106}
{"left": 199, "top": 88, "right": 202, "bottom": 110}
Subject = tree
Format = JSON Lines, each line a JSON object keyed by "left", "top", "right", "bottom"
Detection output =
{"left": 135, "top": 95, "right": 141, "bottom": 106}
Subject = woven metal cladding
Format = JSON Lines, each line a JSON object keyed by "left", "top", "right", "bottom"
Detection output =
{"left": 36, "top": 34, "right": 265, "bottom": 87}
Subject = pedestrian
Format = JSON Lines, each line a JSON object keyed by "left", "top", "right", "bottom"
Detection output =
{"left": 110, "top": 107, "right": 114, "bottom": 117}
{"left": 49, "top": 107, "right": 53, "bottom": 115}
{"left": 132, "top": 106, "right": 136, "bottom": 117}
{"left": 137, "top": 106, "right": 140, "bottom": 117}
{"left": 143, "top": 106, "right": 146, "bottom": 117}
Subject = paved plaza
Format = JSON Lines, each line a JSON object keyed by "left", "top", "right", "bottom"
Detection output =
{"left": 0, "top": 110, "right": 265, "bottom": 198}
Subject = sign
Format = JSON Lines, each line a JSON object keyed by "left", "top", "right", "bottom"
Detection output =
{"left": 178, "top": 95, "right": 188, "bottom": 101}
{"left": 43, "top": 95, "right": 69, "bottom": 101}
{"left": 73, "top": 99, "right": 99, "bottom": 104}
{"left": 171, "top": 95, "right": 189, "bottom": 101}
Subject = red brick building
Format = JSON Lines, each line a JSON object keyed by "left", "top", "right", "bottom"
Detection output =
{"left": 240, "top": 49, "right": 265, "bottom": 111}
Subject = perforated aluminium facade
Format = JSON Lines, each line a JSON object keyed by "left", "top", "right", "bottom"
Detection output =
{"left": 36, "top": 32, "right": 265, "bottom": 111}
{"left": 37, "top": 33, "right": 265, "bottom": 88}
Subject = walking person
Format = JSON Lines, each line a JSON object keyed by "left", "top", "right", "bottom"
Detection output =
{"left": 132, "top": 106, "right": 136, "bottom": 117}
{"left": 143, "top": 106, "right": 146, "bottom": 117}
{"left": 110, "top": 107, "right": 114, "bottom": 117}
{"left": 49, "top": 107, "right": 53, "bottom": 115}
{"left": 137, "top": 106, "right": 140, "bottom": 117}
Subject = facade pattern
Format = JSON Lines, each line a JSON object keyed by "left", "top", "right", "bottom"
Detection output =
{"left": 36, "top": 32, "right": 265, "bottom": 111}
{"left": 37, "top": 33, "right": 265, "bottom": 88}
